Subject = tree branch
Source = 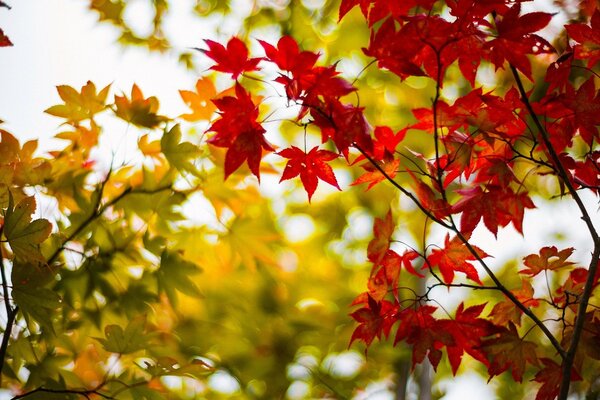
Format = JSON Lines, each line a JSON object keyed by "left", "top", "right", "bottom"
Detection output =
{"left": 11, "top": 385, "right": 113, "bottom": 399}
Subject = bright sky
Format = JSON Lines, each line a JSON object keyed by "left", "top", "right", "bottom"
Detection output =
{"left": 0, "top": 1, "right": 596, "bottom": 399}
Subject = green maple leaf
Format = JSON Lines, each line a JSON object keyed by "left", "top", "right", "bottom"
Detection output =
{"left": 156, "top": 250, "right": 202, "bottom": 305}
{"left": 3, "top": 194, "right": 52, "bottom": 262}
{"left": 96, "top": 315, "right": 149, "bottom": 354}
{"left": 12, "top": 286, "right": 60, "bottom": 331}
{"left": 160, "top": 124, "right": 202, "bottom": 175}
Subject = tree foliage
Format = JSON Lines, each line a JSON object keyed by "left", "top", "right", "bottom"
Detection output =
{"left": 2, "top": 0, "right": 600, "bottom": 399}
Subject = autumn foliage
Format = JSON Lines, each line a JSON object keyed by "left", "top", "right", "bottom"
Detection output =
{"left": 195, "top": 1, "right": 600, "bottom": 399}
{"left": 2, "top": 0, "right": 600, "bottom": 399}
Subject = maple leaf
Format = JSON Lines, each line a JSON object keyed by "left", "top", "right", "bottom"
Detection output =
{"left": 368, "top": 250, "right": 423, "bottom": 301}
{"left": 95, "top": 316, "right": 150, "bottom": 354}
{"left": 485, "top": 4, "right": 554, "bottom": 79}
{"left": 114, "top": 84, "right": 168, "bottom": 128}
{"left": 351, "top": 158, "right": 400, "bottom": 190}
{"left": 157, "top": 250, "right": 202, "bottom": 306}
{"left": 312, "top": 101, "right": 372, "bottom": 154}
{"left": 366, "top": 210, "right": 394, "bottom": 264}
{"left": 0, "top": 27, "right": 12, "bottom": 47}
{"left": 45, "top": 81, "right": 111, "bottom": 122}
{"left": 533, "top": 358, "right": 582, "bottom": 400}
{"left": 440, "top": 303, "right": 498, "bottom": 374}
{"left": 395, "top": 305, "right": 453, "bottom": 370}
{"left": 519, "top": 246, "right": 575, "bottom": 276}
{"left": 278, "top": 146, "right": 340, "bottom": 202}
{"left": 452, "top": 186, "right": 535, "bottom": 236}
{"left": 478, "top": 322, "right": 539, "bottom": 382}
{"left": 3, "top": 194, "right": 52, "bottom": 263}
{"left": 566, "top": 10, "right": 600, "bottom": 68}
{"left": 369, "top": 126, "right": 406, "bottom": 161}
{"left": 201, "top": 37, "right": 261, "bottom": 79}
{"left": 545, "top": 52, "right": 573, "bottom": 93}
{"left": 362, "top": 18, "right": 426, "bottom": 80}
{"left": 179, "top": 77, "right": 217, "bottom": 121}
{"left": 258, "top": 36, "right": 319, "bottom": 75}
{"left": 160, "top": 124, "right": 201, "bottom": 175}
{"left": 427, "top": 234, "right": 487, "bottom": 285}
{"left": 350, "top": 295, "right": 398, "bottom": 347}
{"left": 208, "top": 83, "right": 273, "bottom": 180}
{"left": 560, "top": 77, "right": 600, "bottom": 145}
{"left": 489, "top": 279, "right": 540, "bottom": 326}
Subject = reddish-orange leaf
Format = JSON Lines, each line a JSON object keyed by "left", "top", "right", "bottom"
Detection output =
{"left": 351, "top": 158, "right": 400, "bottom": 191}
{"left": 366, "top": 210, "right": 394, "bottom": 264}
{"left": 278, "top": 146, "right": 340, "bottom": 201}
{"left": 489, "top": 279, "right": 539, "bottom": 326}
{"left": 179, "top": 77, "right": 217, "bottom": 121}
{"left": 208, "top": 83, "right": 272, "bottom": 180}
{"left": 519, "top": 246, "right": 575, "bottom": 276}
{"left": 533, "top": 358, "right": 581, "bottom": 400}
{"left": 394, "top": 305, "right": 452, "bottom": 370}
{"left": 368, "top": 250, "right": 423, "bottom": 301}
{"left": 440, "top": 303, "right": 497, "bottom": 374}
{"left": 202, "top": 37, "right": 261, "bottom": 79}
{"left": 427, "top": 234, "right": 487, "bottom": 284}
{"left": 479, "top": 322, "right": 539, "bottom": 382}
{"left": 350, "top": 295, "right": 398, "bottom": 347}
{"left": 0, "top": 28, "right": 12, "bottom": 47}
{"left": 258, "top": 36, "right": 319, "bottom": 75}
{"left": 486, "top": 4, "right": 554, "bottom": 79}
{"left": 452, "top": 186, "right": 534, "bottom": 236}
{"left": 566, "top": 10, "right": 600, "bottom": 68}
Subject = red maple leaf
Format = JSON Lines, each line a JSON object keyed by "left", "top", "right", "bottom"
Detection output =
{"left": 440, "top": 303, "right": 498, "bottom": 374}
{"left": 366, "top": 210, "right": 394, "bottom": 264}
{"left": 370, "top": 126, "right": 406, "bottom": 161}
{"left": 208, "top": 83, "right": 273, "bottom": 180}
{"left": 350, "top": 295, "right": 398, "bottom": 347}
{"left": 478, "top": 322, "right": 539, "bottom": 382}
{"left": 0, "top": 28, "right": 12, "bottom": 47}
{"left": 485, "top": 4, "right": 554, "bottom": 79}
{"left": 452, "top": 186, "right": 535, "bottom": 236}
{"left": 351, "top": 158, "right": 400, "bottom": 191}
{"left": 368, "top": 250, "right": 423, "bottom": 301}
{"left": 362, "top": 18, "right": 426, "bottom": 80}
{"left": 545, "top": 52, "right": 574, "bottom": 93}
{"left": 427, "top": 234, "right": 487, "bottom": 284}
{"left": 312, "top": 100, "right": 372, "bottom": 154}
{"left": 395, "top": 305, "right": 453, "bottom": 370}
{"left": 278, "top": 146, "right": 340, "bottom": 201}
{"left": 202, "top": 37, "right": 261, "bottom": 79}
{"left": 533, "top": 358, "right": 581, "bottom": 400}
{"left": 259, "top": 36, "right": 319, "bottom": 75}
{"left": 560, "top": 77, "right": 600, "bottom": 145}
{"left": 566, "top": 10, "right": 600, "bottom": 68}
